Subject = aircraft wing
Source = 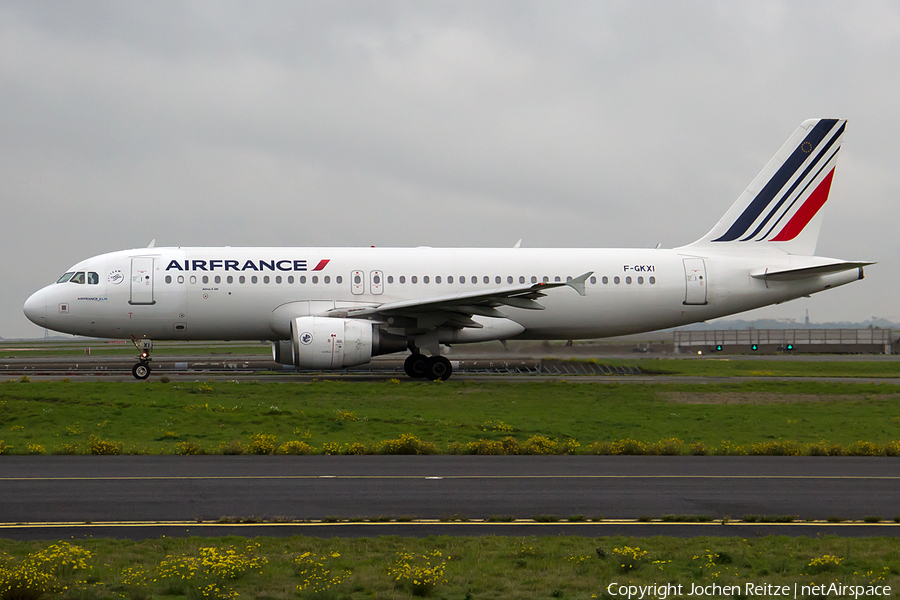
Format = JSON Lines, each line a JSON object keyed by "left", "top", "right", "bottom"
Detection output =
{"left": 326, "top": 271, "right": 593, "bottom": 329}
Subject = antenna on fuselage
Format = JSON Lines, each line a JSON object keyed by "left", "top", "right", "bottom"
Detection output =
{"left": 147, "top": 239, "right": 156, "bottom": 248}
{"left": 513, "top": 239, "right": 522, "bottom": 248}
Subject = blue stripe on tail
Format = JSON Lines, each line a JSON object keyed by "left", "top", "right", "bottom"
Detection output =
{"left": 712, "top": 119, "right": 838, "bottom": 242}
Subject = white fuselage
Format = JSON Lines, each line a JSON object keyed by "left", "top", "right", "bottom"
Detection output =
{"left": 24, "top": 246, "right": 862, "bottom": 343}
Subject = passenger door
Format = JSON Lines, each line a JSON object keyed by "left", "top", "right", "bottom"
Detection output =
{"left": 130, "top": 257, "right": 156, "bottom": 305}
{"left": 683, "top": 258, "right": 708, "bottom": 305}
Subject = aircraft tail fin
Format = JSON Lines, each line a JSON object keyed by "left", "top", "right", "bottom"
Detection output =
{"left": 684, "top": 118, "right": 846, "bottom": 256}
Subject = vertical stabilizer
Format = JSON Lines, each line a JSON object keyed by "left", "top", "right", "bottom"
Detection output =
{"left": 684, "top": 118, "right": 846, "bottom": 255}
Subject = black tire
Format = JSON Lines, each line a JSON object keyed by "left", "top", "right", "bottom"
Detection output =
{"left": 404, "top": 353, "right": 428, "bottom": 378}
{"left": 132, "top": 363, "right": 151, "bottom": 380}
{"left": 425, "top": 356, "right": 452, "bottom": 381}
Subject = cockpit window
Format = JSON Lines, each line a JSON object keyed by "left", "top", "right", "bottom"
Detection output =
{"left": 57, "top": 272, "right": 75, "bottom": 283}
{"left": 70, "top": 272, "right": 86, "bottom": 284}
{"left": 87, "top": 272, "right": 99, "bottom": 285}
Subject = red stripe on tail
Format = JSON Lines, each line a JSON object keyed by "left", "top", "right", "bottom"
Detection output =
{"left": 770, "top": 168, "right": 835, "bottom": 242}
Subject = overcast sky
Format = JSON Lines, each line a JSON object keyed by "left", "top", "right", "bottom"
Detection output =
{"left": 2, "top": 1, "right": 898, "bottom": 339}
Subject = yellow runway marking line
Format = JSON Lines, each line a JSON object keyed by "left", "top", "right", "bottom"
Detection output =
{"left": 2, "top": 474, "right": 899, "bottom": 481}
{"left": 1, "top": 520, "right": 898, "bottom": 529}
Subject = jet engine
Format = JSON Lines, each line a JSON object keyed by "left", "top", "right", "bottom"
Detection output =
{"left": 272, "top": 316, "right": 406, "bottom": 369}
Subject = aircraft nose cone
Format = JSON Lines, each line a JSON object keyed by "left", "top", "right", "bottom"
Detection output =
{"left": 23, "top": 289, "right": 48, "bottom": 327}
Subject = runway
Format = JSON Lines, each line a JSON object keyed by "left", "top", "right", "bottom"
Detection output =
{"left": 3, "top": 350, "right": 899, "bottom": 539}
{"left": 1, "top": 456, "right": 898, "bottom": 540}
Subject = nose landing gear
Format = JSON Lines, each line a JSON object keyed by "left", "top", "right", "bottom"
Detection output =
{"left": 131, "top": 339, "right": 153, "bottom": 380}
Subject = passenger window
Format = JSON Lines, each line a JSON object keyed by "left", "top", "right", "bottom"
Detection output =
{"left": 519, "top": 276, "right": 525, "bottom": 284}
{"left": 288, "top": 276, "right": 294, "bottom": 284}
{"left": 542, "top": 276, "right": 549, "bottom": 283}
{"left": 190, "top": 276, "right": 197, "bottom": 284}
{"left": 299, "top": 276, "right": 306, "bottom": 284}
{"left": 336, "top": 275, "right": 342, "bottom": 284}
{"left": 399, "top": 276, "right": 406, "bottom": 284}
{"left": 215, "top": 276, "right": 221, "bottom": 284}
{"left": 459, "top": 276, "right": 464, "bottom": 284}
{"left": 626, "top": 276, "right": 632, "bottom": 284}
{"left": 590, "top": 276, "right": 597, "bottom": 284}
{"left": 88, "top": 272, "right": 99, "bottom": 284}
{"left": 554, "top": 276, "right": 561, "bottom": 282}
{"left": 227, "top": 276, "right": 234, "bottom": 284}
{"left": 324, "top": 276, "right": 330, "bottom": 284}
{"left": 531, "top": 276, "right": 537, "bottom": 283}
{"left": 165, "top": 275, "right": 172, "bottom": 284}
{"left": 387, "top": 276, "right": 393, "bottom": 284}
{"left": 435, "top": 276, "right": 441, "bottom": 284}
{"left": 411, "top": 276, "right": 418, "bottom": 284}
{"left": 178, "top": 275, "right": 185, "bottom": 284}
{"left": 448, "top": 276, "right": 454, "bottom": 284}
{"left": 239, "top": 276, "right": 246, "bottom": 284}
{"left": 264, "top": 276, "right": 270, "bottom": 284}
{"left": 312, "top": 276, "right": 318, "bottom": 284}
{"left": 251, "top": 276, "right": 258, "bottom": 284}
{"left": 202, "top": 276, "right": 209, "bottom": 284}
{"left": 649, "top": 276, "right": 656, "bottom": 284}
{"left": 70, "top": 272, "right": 86, "bottom": 284}
{"left": 507, "top": 276, "right": 513, "bottom": 284}
{"left": 423, "top": 276, "right": 429, "bottom": 284}
{"left": 471, "top": 276, "right": 477, "bottom": 284}
{"left": 638, "top": 276, "right": 644, "bottom": 284}
{"left": 614, "top": 276, "right": 620, "bottom": 284}
{"left": 275, "top": 276, "right": 282, "bottom": 284}
{"left": 57, "top": 272, "right": 75, "bottom": 284}
{"left": 602, "top": 276, "right": 609, "bottom": 284}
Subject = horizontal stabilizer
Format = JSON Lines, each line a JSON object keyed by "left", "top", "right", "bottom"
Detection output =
{"left": 750, "top": 261, "right": 873, "bottom": 282}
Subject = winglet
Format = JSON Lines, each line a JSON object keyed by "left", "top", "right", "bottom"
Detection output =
{"left": 566, "top": 271, "right": 593, "bottom": 296}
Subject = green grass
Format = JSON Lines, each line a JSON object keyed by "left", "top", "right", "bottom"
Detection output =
{"left": 0, "top": 535, "right": 896, "bottom": 600}
{"left": 1, "top": 380, "right": 899, "bottom": 454}
{"left": 571, "top": 357, "right": 900, "bottom": 377}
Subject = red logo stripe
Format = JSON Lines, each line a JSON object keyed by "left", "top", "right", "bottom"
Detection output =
{"left": 770, "top": 168, "right": 835, "bottom": 242}
{"left": 312, "top": 259, "right": 330, "bottom": 271}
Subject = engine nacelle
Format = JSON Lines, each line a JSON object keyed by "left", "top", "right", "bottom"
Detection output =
{"left": 291, "top": 316, "right": 372, "bottom": 369}
{"left": 273, "top": 317, "right": 408, "bottom": 370}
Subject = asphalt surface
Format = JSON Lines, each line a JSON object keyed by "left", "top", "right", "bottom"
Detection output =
{"left": 1, "top": 456, "right": 898, "bottom": 540}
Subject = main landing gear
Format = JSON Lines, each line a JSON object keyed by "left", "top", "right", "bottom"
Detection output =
{"left": 131, "top": 339, "right": 153, "bottom": 380}
{"left": 404, "top": 350, "right": 452, "bottom": 381}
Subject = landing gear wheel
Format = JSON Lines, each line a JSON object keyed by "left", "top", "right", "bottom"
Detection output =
{"left": 404, "top": 353, "right": 428, "bottom": 379}
{"left": 424, "top": 356, "right": 452, "bottom": 381}
{"left": 132, "top": 362, "right": 151, "bottom": 380}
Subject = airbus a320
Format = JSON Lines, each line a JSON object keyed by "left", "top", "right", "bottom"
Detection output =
{"left": 24, "top": 119, "right": 870, "bottom": 380}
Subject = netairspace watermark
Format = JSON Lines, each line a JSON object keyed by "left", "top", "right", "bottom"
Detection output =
{"left": 606, "top": 582, "right": 893, "bottom": 599}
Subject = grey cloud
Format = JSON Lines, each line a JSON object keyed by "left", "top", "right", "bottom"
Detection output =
{"left": 2, "top": 0, "right": 898, "bottom": 337}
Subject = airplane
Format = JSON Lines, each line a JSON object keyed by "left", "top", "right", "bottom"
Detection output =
{"left": 23, "top": 118, "right": 871, "bottom": 381}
